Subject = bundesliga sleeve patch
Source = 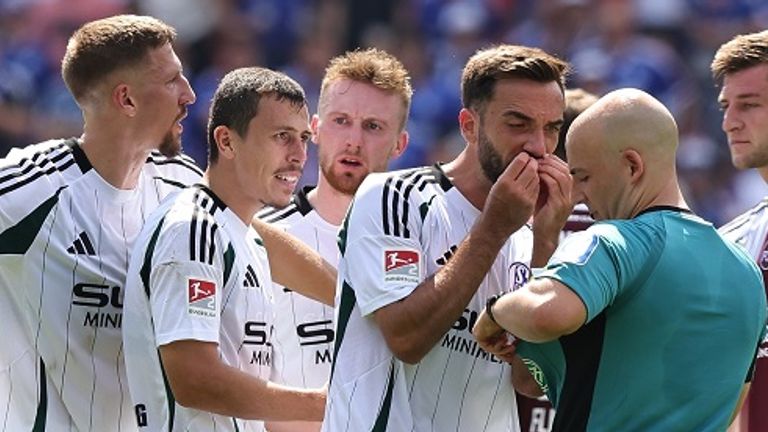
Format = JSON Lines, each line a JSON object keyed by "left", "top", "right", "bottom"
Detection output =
{"left": 187, "top": 278, "right": 217, "bottom": 318}
{"left": 384, "top": 249, "right": 420, "bottom": 283}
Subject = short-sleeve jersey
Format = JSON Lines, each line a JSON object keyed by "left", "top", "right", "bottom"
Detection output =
{"left": 518, "top": 208, "right": 767, "bottom": 431}
{"left": 719, "top": 199, "right": 768, "bottom": 431}
{"left": 0, "top": 138, "right": 202, "bottom": 432}
{"left": 257, "top": 186, "right": 335, "bottom": 389}
{"left": 0, "top": 139, "right": 88, "bottom": 431}
{"left": 323, "top": 165, "right": 531, "bottom": 432}
{"left": 123, "top": 184, "right": 274, "bottom": 432}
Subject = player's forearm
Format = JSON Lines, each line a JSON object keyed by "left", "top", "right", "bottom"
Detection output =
{"left": 265, "top": 419, "right": 321, "bottom": 432}
{"left": 728, "top": 384, "right": 750, "bottom": 429}
{"left": 531, "top": 232, "right": 558, "bottom": 268}
{"left": 162, "top": 341, "right": 326, "bottom": 421}
{"left": 378, "top": 219, "right": 510, "bottom": 363}
{"left": 174, "top": 364, "right": 325, "bottom": 421}
{"left": 252, "top": 218, "right": 336, "bottom": 305}
{"left": 510, "top": 354, "right": 544, "bottom": 398}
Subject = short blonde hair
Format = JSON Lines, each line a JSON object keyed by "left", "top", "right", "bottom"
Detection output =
{"left": 61, "top": 15, "right": 176, "bottom": 103}
{"left": 318, "top": 48, "right": 412, "bottom": 130}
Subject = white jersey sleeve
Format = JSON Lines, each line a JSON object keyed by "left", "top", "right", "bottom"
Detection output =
{"left": 149, "top": 215, "right": 226, "bottom": 346}
{"left": 343, "top": 172, "right": 426, "bottom": 316}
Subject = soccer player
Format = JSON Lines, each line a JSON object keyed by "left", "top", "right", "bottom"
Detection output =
{"left": 0, "top": 15, "right": 201, "bottom": 431}
{"left": 713, "top": 30, "right": 768, "bottom": 432}
{"left": 474, "top": 88, "right": 766, "bottom": 431}
{"left": 123, "top": 67, "right": 327, "bottom": 431}
{"left": 258, "top": 48, "right": 409, "bottom": 432}
{"left": 322, "top": 45, "right": 573, "bottom": 431}
{"left": 0, "top": 15, "right": 334, "bottom": 431}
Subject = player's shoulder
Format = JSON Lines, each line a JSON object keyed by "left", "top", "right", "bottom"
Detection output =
{"left": 0, "top": 138, "right": 87, "bottom": 197}
{"left": 719, "top": 198, "right": 768, "bottom": 236}
{"left": 258, "top": 185, "right": 315, "bottom": 224}
{"left": 164, "top": 185, "right": 225, "bottom": 225}
{"left": 357, "top": 164, "right": 450, "bottom": 202}
{"left": 143, "top": 151, "right": 204, "bottom": 184}
{"left": 155, "top": 186, "right": 228, "bottom": 259}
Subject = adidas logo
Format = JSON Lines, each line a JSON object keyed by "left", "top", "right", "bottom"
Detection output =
{"left": 435, "top": 245, "right": 458, "bottom": 266}
{"left": 243, "top": 264, "right": 260, "bottom": 288}
{"left": 67, "top": 231, "right": 95, "bottom": 256}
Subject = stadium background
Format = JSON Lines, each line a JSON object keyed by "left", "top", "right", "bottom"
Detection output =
{"left": 1, "top": 0, "right": 767, "bottom": 225}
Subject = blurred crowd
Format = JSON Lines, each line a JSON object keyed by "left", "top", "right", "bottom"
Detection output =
{"left": 2, "top": 0, "right": 767, "bottom": 225}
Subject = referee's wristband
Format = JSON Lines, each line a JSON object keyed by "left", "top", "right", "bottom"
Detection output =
{"left": 485, "top": 293, "right": 506, "bottom": 326}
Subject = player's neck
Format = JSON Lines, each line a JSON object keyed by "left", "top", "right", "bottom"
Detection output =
{"left": 79, "top": 128, "right": 151, "bottom": 190}
{"left": 308, "top": 175, "right": 352, "bottom": 227}
{"left": 758, "top": 166, "right": 768, "bottom": 184}
{"left": 205, "top": 168, "right": 260, "bottom": 226}
{"left": 441, "top": 149, "right": 492, "bottom": 211}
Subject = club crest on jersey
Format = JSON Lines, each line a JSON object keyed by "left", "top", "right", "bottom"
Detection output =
{"left": 384, "top": 249, "right": 420, "bottom": 283}
{"left": 760, "top": 250, "right": 768, "bottom": 270}
{"left": 508, "top": 262, "right": 532, "bottom": 290}
{"left": 187, "top": 278, "right": 217, "bottom": 318}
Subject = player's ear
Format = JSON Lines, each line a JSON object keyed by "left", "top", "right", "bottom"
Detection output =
{"left": 310, "top": 114, "right": 320, "bottom": 145}
{"left": 213, "top": 126, "right": 237, "bottom": 161}
{"left": 392, "top": 130, "right": 409, "bottom": 159}
{"left": 458, "top": 108, "right": 479, "bottom": 146}
{"left": 112, "top": 83, "right": 136, "bottom": 117}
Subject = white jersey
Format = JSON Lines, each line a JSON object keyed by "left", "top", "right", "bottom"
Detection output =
{"left": 323, "top": 165, "right": 530, "bottom": 432}
{"left": 123, "top": 184, "right": 275, "bottom": 432}
{"left": 257, "top": 186, "right": 336, "bottom": 389}
{"left": 0, "top": 138, "right": 202, "bottom": 432}
{"left": 0, "top": 139, "right": 87, "bottom": 432}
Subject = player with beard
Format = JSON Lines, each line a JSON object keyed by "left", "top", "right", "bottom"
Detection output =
{"left": 474, "top": 89, "right": 765, "bottom": 431}
{"left": 258, "top": 48, "right": 409, "bottom": 432}
{"left": 0, "top": 15, "right": 335, "bottom": 432}
{"left": 322, "top": 45, "right": 573, "bottom": 432}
